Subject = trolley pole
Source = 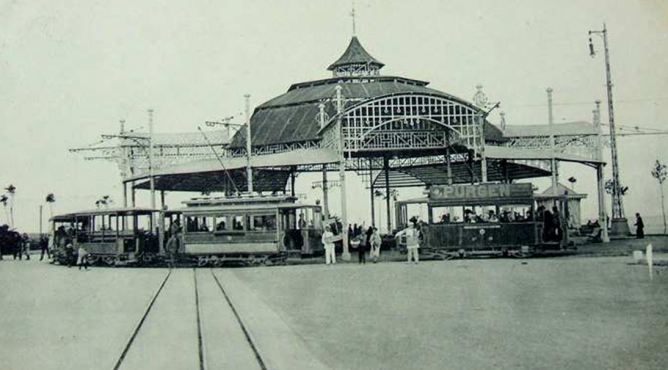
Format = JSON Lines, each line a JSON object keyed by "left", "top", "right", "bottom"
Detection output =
{"left": 245, "top": 94, "right": 253, "bottom": 194}
{"left": 335, "top": 85, "right": 351, "bottom": 261}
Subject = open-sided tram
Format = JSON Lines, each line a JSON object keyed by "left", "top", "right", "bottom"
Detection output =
{"left": 50, "top": 207, "right": 177, "bottom": 266}
{"left": 396, "top": 183, "right": 564, "bottom": 258}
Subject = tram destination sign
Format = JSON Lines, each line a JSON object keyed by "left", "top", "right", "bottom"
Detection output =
{"left": 428, "top": 183, "right": 533, "bottom": 203}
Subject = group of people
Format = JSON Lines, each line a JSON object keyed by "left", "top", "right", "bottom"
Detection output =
{"left": 0, "top": 227, "right": 51, "bottom": 262}
{"left": 321, "top": 218, "right": 422, "bottom": 265}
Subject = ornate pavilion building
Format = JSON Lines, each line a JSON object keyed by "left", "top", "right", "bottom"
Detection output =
{"left": 123, "top": 36, "right": 607, "bottom": 252}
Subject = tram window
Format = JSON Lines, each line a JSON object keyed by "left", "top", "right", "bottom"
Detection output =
{"left": 186, "top": 217, "right": 199, "bottom": 232}
{"left": 232, "top": 215, "right": 244, "bottom": 231}
{"left": 215, "top": 216, "right": 228, "bottom": 231}
{"left": 93, "top": 215, "right": 107, "bottom": 231}
{"left": 137, "top": 214, "right": 151, "bottom": 232}
{"left": 198, "top": 217, "right": 213, "bottom": 232}
{"left": 108, "top": 215, "right": 117, "bottom": 231}
{"left": 121, "top": 215, "right": 135, "bottom": 232}
{"left": 248, "top": 215, "right": 276, "bottom": 231}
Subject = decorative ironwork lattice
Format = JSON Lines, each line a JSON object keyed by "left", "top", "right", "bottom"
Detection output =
{"left": 322, "top": 94, "right": 484, "bottom": 154}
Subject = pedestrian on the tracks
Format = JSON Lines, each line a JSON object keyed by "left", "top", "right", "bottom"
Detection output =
{"left": 322, "top": 225, "right": 336, "bottom": 265}
{"left": 77, "top": 245, "right": 89, "bottom": 270}
{"left": 21, "top": 233, "right": 30, "bottom": 260}
{"left": 370, "top": 227, "right": 381, "bottom": 263}
{"left": 165, "top": 234, "right": 180, "bottom": 268}
{"left": 358, "top": 229, "right": 367, "bottom": 265}
{"left": 395, "top": 222, "right": 420, "bottom": 264}
{"left": 39, "top": 235, "right": 50, "bottom": 261}
{"left": 635, "top": 212, "right": 645, "bottom": 239}
{"left": 65, "top": 242, "right": 75, "bottom": 268}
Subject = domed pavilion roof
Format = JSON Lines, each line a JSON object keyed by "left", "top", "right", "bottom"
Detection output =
{"left": 229, "top": 37, "right": 504, "bottom": 150}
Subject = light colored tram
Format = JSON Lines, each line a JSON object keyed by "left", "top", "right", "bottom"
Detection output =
{"left": 178, "top": 194, "right": 325, "bottom": 266}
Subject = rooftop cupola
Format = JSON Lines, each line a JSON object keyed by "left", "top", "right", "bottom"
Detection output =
{"left": 327, "top": 36, "right": 384, "bottom": 77}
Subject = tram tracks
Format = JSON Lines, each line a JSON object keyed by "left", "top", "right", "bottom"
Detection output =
{"left": 112, "top": 269, "right": 173, "bottom": 370}
{"left": 112, "top": 268, "right": 268, "bottom": 370}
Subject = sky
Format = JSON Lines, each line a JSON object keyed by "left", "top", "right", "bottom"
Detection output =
{"left": 1, "top": 0, "right": 668, "bottom": 232}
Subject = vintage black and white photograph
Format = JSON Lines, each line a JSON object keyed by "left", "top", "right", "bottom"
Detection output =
{"left": 1, "top": 1, "right": 667, "bottom": 369}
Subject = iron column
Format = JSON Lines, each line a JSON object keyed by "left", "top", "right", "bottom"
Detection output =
{"left": 245, "top": 94, "right": 253, "bottom": 194}
{"left": 335, "top": 85, "right": 350, "bottom": 261}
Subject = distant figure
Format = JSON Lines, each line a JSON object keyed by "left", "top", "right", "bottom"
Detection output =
{"left": 298, "top": 213, "right": 306, "bottom": 229}
{"left": 39, "top": 235, "right": 50, "bottom": 261}
{"left": 370, "top": 227, "right": 382, "bottom": 263}
{"left": 357, "top": 229, "right": 367, "bottom": 265}
{"left": 542, "top": 208, "right": 554, "bottom": 241}
{"left": 65, "top": 242, "right": 75, "bottom": 268}
{"left": 635, "top": 213, "right": 645, "bottom": 239}
{"left": 322, "top": 225, "right": 336, "bottom": 265}
{"left": 21, "top": 233, "right": 30, "bottom": 260}
{"left": 77, "top": 245, "right": 89, "bottom": 270}
{"left": 552, "top": 206, "right": 562, "bottom": 241}
{"left": 395, "top": 223, "right": 420, "bottom": 264}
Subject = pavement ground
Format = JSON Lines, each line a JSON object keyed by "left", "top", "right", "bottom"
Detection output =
{"left": 0, "top": 253, "right": 667, "bottom": 370}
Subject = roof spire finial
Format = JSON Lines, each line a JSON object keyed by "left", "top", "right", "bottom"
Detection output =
{"left": 350, "top": 0, "right": 357, "bottom": 36}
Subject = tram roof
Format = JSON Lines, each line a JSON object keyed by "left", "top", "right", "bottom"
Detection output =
{"left": 51, "top": 207, "right": 172, "bottom": 221}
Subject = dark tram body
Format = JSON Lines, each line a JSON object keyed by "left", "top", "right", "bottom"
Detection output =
{"left": 50, "top": 208, "right": 176, "bottom": 266}
{"left": 396, "top": 183, "right": 562, "bottom": 258}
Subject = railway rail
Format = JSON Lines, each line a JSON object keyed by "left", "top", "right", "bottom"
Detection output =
{"left": 111, "top": 268, "right": 268, "bottom": 370}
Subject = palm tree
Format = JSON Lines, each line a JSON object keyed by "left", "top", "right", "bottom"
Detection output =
{"left": 96, "top": 195, "right": 112, "bottom": 209}
{"left": 0, "top": 194, "right": 8, "bottom": 226}
{"left": 651, "top": 160, "right": 667, "bottom": 234}
{"left": 4, "top": 184, "right": 16, "bottom": 228}
{"left": 45, "top": 193, "right": 56, "bottom": 218}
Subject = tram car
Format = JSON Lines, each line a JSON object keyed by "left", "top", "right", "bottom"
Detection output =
{"left": 0, "top": 224, "right": 21, "bottom": 258}
{"left": 395, "top": 183, "right": 565, "bottom": 258}
{"left": 178, "top": 194, "right": 325, "bottom": 266}
{"left": 50, "top": 208, "right": 178, "bottom": 266}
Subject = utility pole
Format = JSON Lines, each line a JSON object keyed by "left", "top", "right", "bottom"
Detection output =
{"left": 547, "top": 87, "right": 559, "bottom": 197}
{"left": 39, "top": 205, "right": 43, "bottom": 236}
{"left": 590, "top": 24, "right": 629, "bottom": 236}
{"left": 244, "top": 94, "right": 253, "bottom": 194}
{"left": 148, "top": 109, "right": 156, "bottom": 210}
{"left": 594, "top": 100, "right": 610, "bottom": 242}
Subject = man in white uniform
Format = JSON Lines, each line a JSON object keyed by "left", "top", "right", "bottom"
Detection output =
{"left": 395, "top": 223, "right": 420, "bottom": 264}
{"left": 322, "top": 225, "right": 336, "bottom": 265}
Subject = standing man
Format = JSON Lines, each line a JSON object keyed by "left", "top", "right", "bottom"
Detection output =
{"left": 370, "top": 227, "right": 382, "bottom": 263}
{"left": 395, "top": 222, "right": 420, "bottom": 264}
{"left": 39, "top": 235, "right": 50, "bottom": 261}
{"left": 322, "top": 225, "right": 336, "bottom": 265}
{"left": 21, "top": 233, "right": 30, "bottom": 260}
{"left": 635, "top": 213, "right": 645, "bottom": 239}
